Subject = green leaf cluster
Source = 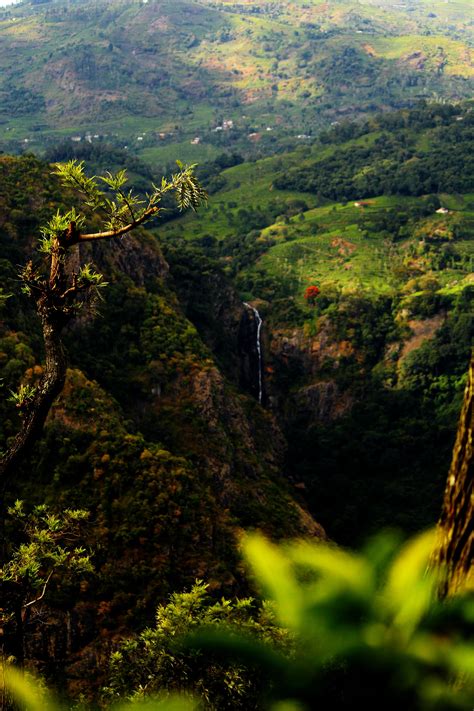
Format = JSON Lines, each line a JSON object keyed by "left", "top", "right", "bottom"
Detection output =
{"left": 77, "top": 263, "right": 108, "bottom": 289}
{"left": 197, "top": 531, "right": 473, "bottom": 710}
{"left": 0, "top": 503, "right": 93, "bottom": 627}
{"left": 50, "top": 159, "right": 206, "bottom": 236}
{"left": 103, "top": 580, "right": 288, "bottom": 710}
{"left": 8, "top": 383, "right": 37, "bottom": 409}
{"left": 39, "top": 207, "right": 85, "bottom": 253}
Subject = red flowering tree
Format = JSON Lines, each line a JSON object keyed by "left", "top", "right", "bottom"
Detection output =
{"left": 304, "top": 285, "right": 320, "bottom": 306}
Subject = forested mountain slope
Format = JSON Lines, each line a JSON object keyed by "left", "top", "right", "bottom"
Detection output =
{"left": 0, "top": 0, "right": 473, "bottom": 164}
{"left": 0, "top": 154, "right": 322, "bottom": 690}
{"left": 0, "top": 0, "right": 473, "bottom": 701}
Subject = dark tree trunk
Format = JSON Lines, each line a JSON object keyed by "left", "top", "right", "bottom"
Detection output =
{"left": 13, "top": 606, "right": 25, "bottom": 669}
{"left": 0, "top": 300, "right": 68, "bottom": 488}
{"left": 435, "top": 352, "right": 474, "bottom": 597}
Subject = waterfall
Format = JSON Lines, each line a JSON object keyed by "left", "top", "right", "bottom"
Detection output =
{"left": 243, "top": 302, "right": 263, "bottom": 404}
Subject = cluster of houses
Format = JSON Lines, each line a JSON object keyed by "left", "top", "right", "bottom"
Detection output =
{"left": 71, "top": 133, "right": 101, "bottom": 143}
{"left": 213, "top": 118, "right": 234, "bottom": 132}
{"left": 191, "top": 118, "right": 236, "bottom": 144}
{"left": 66, "top": 129, "right": 179, "bottom": 146}
{"left": 192, "top": 118, "right": 235, "bottom": 145}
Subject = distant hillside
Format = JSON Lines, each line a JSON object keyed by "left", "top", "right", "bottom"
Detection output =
{"left": 0, "top": 0, "right": 473, "bottom": 163}
{"left": 163, "top": 102, "right": 474, "bottom": 544}
{"left": 164, "top": 102, "right": 474, "bottom": 300}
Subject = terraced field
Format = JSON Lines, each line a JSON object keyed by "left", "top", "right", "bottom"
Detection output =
{"left": 250, "top": 197, "right": 474, "bottom": 298}
{"left": 162, "top": 106, "right": 474, "bottom": 315}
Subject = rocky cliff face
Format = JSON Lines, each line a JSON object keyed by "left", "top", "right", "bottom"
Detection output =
{"left": 89, "top": 227, "right": 170, "bottom": 286}
{"left": 266, "top": 317, "right": 355, "bottom": 426}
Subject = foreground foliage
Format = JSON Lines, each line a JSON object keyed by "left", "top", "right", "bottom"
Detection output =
{"left": 224, "top": 531, "right": 474, "bottom": 709}
{"left": 103, "top": 581, "right": 288, "bottom": 709}
{"left": 3, "top": 530, "right": 473, "bottom": 710}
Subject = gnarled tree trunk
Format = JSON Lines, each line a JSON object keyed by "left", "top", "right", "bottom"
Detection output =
{"left": 434, "top": 351, "right": 474, "bottom": 597}
{"left": 0, "top": 297, "right": 68, "bottom": 488}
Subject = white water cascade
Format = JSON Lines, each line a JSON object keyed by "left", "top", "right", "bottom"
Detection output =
{"left": 243, "top": 302, "right": 263, "bottom": 404}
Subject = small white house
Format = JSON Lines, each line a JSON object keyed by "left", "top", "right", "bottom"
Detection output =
{"left": 436, "top": 207, "right": 449, "bottom": 214}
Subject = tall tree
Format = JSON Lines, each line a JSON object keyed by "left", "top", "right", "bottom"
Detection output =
{"left": 435, "top": 351, "right": 473, "bottom": 597}
{"left": 0, "top": 160, "right": 206, "bottom": 486}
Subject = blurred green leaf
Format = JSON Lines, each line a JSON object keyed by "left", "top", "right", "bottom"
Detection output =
{"left": 114, "top": 696, "right": 198, "bottom": 711}
{"left": 2, "top": 665, "right": 58, "bottom": 711}
{"left": 384, "top": 529, "right": 438, "bottom": 634}
{"left": 271, "top": 702, "right": 306, "bottom": 711}
{"left": 244, "top": 533, "right": 302, "bottom": 630}
{"left": 289, "top": 540, "right": 373, "bottom": 597}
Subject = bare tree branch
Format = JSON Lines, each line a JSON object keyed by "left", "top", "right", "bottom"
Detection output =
{"left": 23, "top": 569, "right": 54, "bottom": 611}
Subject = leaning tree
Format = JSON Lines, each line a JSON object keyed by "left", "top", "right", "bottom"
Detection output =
{"left": 0, "top": 160, "right": 206, "bottom": 486}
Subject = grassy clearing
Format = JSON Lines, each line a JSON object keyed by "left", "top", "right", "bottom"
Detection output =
{"left": 243, "top": 193, "right": 474, "bottom": 302}
{"left": 139, "top": 141, "right": 222, "bottom": 168}
{"left": 162, "top": 152, "right": 319, "bottom": 239}
{"left": 256, "top": 222, "right": 394, "bottom": 294}
{"left": 369, "top": 35, "right": 474, "bottom": 78}
{"left": 439, "top": 193, "right": 474, "bottom": 210}
{"left": 249, "top": 198, "right": 414, "bottom": 295}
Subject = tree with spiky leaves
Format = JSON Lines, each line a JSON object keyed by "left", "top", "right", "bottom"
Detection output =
{"left": 0, "top": 160, "right": 207, "bottom": 485}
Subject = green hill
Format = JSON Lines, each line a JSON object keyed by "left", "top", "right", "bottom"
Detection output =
{"left": 163, "top": 102, "right": 474, "bottom": 302}
{"left": 0, "top": 0, "right": 473, "bottom": 163}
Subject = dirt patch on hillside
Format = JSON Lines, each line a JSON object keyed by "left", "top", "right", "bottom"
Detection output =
{"left": 404, "top": 50, "right": 427, "bottom": 71}
{"left": 363, "top": 44, "right": 376, "bottom": 57}
{"left": 331, "top": 237, "right": 357, "bottom": 256}
{"left": 399, "top": 313, "right": 445, "bottom": 361}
